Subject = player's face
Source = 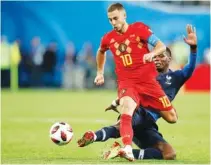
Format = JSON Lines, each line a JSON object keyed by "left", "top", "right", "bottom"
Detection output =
{"left": 107, "top": 9, "right": 126, "bottom": 32}
{"left": 153, "top": 52, "right": 171, "bottom": 72}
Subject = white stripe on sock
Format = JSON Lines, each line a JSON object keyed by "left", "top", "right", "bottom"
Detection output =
{"left": 138, "top": 149, "right": 145, "bottom": 159}
{"left": 101, "top": 129, "right": 106, "bottom": 141}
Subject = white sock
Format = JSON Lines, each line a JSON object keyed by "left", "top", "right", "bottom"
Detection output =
{"left": 101, "top": 129, "right": 106, "bottom": 141}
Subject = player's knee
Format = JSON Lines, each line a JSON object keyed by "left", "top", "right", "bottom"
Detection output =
{"left": 163, "top": 151, "right": 176, "bottom": 160}
{"left": 120, "top": 96, "right": 137, "bottom": 115}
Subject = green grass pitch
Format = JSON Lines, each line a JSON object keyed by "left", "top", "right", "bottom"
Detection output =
{"left": 1, "top": 90, "right": 210, "bottom": 164}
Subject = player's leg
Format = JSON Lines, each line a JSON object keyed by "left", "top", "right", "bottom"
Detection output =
{"left": 77, "top": 125, "right": 120, "bottom": 147}
{"left": 78, "top": 109, "right": 144, "bottom": 148}
{"left": 133, "top": 141, "right": 176, "bottom": 160}
{"left": 102, "top": 129, "right": 166, "bottom": 160}
{"left": 119, "top": 96, "right": 137, "bottom": 148}
{"left": 103, "top": 135, "right": 175, "bottom": 160}
{"left": 117, "top": 88, "right": 139, "bottom": 161}
{"left": 78, "top": 100, "right": 146, "bottom": 148}
{"left": 103, "top": 111, "right": 147, "bottom": 160}
{"left": 153, "top": 141, "right": 176, "bottom": 160}
{"left": 132, "top": 125, "right": 176, "bottom": 160}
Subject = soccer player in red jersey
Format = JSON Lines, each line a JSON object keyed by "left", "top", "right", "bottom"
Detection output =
{"left": 94, "top": 3, "right": 177, "bottom": 161}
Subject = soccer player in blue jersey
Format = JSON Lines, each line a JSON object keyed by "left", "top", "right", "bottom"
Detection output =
{"left": 78, "top": 24, "right": 197, "bottom": 160}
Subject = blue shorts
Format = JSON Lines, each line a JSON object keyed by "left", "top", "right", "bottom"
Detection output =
{"left": 131, "top": 108, "right": 167, "bottom": 149}
{"left": 133, "top": 126, "right": 167, "bottom": 149}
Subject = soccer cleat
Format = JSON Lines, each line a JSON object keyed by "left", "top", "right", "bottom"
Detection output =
{"left": 77, "top": 131, "right": 95, "bottom": 147}
{"left": 103, "top": 141, "right": 122, "bottom": 160}
{"left": 118, "top": 145, "right": 135, "bottom": 162}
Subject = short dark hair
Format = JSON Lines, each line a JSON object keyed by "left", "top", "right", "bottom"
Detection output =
{"left": 107, "top": 3, "right": 125, "bottom": 12}
{"left": 166, "top": 47, "right": 172, "bottom": 57}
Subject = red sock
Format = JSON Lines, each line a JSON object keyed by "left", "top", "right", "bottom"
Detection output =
{"left": 120, "top": 114, "right": 133, "bottom": 146}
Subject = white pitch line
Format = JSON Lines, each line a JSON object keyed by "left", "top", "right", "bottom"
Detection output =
{"left": 5, "top": 117, "right": 114, "bottom": 124}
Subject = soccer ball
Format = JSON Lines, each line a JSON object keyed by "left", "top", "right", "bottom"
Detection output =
{"left": 49, "top": 122, "right": 73, "bottom": 145}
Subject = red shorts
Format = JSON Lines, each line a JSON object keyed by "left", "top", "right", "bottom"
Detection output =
{"left": 118, "top": 80, "right": 173, "bottom": 111}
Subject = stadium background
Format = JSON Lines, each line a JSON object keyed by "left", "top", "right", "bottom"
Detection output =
{"left": 1, "top": 1, "right": 210, "bottom": 164}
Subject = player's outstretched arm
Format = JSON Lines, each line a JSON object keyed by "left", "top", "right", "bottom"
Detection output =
{"left": 181, "top": 24, "right": 197, "bottom": 79}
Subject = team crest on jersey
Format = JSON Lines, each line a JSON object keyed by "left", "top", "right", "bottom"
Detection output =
{"left": 165, "top": 75, "right": 172, "bottom": 85}
{"left": 120, "top": 89, "right": 126, "bottom": 97}
{"left": 118, "top": 43, "right": 127, "bottom": 53}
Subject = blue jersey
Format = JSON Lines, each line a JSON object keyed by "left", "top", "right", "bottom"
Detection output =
{"left": 136, "top": 53, "right": 197, "bottom": 122}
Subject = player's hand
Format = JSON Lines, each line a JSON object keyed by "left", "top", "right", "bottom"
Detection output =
{"left": 105, "top": 104, "right": 119, "bottom": 113}
{"left": 183, "top": 24, "right": 197, "bottom": 46}
{"left": 94, "top": 73, "right": 104, "bottom": 85}
{"left": 143, "top": 52, "right": 155, "bottom": 64}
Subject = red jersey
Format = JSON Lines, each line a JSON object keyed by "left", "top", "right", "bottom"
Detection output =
{"left": 100, "top": 22, "right": 158, "bottom": 85}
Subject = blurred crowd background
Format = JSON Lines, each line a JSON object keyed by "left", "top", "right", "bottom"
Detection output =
{"left": 1, "top": 1, "right": 210, "bottom": 91}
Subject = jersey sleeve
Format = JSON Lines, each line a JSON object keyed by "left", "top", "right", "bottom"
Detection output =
{"left": 134, "top": 22, "right": 153, "bottom": 41}
{"left": 173, "top": 52, "right": 197, "bottom": 85}
{"left": 181, "top": 53, "right": 197, "bottom": 79}
{"left": 99, "top": 34, "right": 109, "bottom": 52}
{"left": 177, "top": 53, "right": 197, "bottom": 80}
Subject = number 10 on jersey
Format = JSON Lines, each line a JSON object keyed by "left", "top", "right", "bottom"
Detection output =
{"left": 120, "top": 54, "right": 133, "bottom": 66}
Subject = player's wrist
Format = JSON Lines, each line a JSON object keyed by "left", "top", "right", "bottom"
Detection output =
{"left": 190, "top": 45, "right": 197, "bottom": 53}
{"left": 149, "top": 52, "right": 156, "bottom": 57}
{"left": 97, "top": 71, "right": 104, "bottom": 75}
{"left": 111, "top": 99, "right": 120, "bottom": 107}
{"left": 115, "top": 99, "right": 120, "bottom": 106}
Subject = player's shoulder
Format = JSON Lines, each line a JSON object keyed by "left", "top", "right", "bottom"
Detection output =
{"left": 103, "top": 29, "right": 116, "bottom": 38}
{"left": 131, "top": 22, "right": 150, "bottom": 29}
{"left": 101, "top": 30, "right": 116, "bottom": 41}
